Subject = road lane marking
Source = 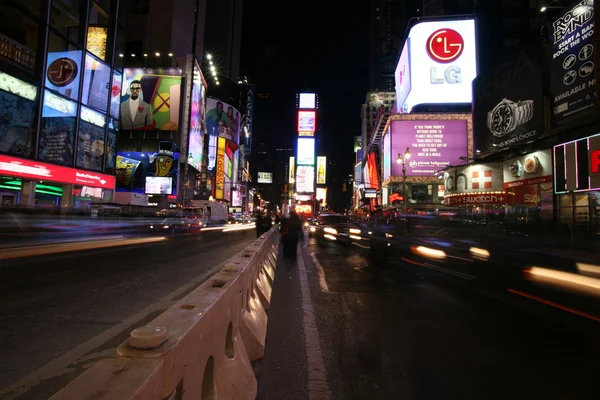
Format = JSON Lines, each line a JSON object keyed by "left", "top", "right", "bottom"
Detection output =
{"left": 310, "top": 252, "right": 330, "bottom": 293}
{"left": 298, "top": 248, "right": 333, "bottom": 400}
{"left": 0, "top": 258, "right": 231, "bottom": 400}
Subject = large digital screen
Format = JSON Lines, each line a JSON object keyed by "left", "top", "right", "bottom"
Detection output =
{"left": 115, "top": 142, "right": 179, "bottom": 195}
{"left": 45, "top": 51, "right": 83, "bottom": 101}
{"left": 299, "top": 93, "right": 316, "bottom": 109}
{"left": 390, "top": 119, "right": 468, "bottom": 176}
{"left": 145, "top": 176, "right": 173, "bottom": 195}
{"left": 298, "top": 110, "right": 316, "bottom": 132}
{"left": 76, "top": 106, "right": 106, "bottom": 171}
{"left": 316, "top": 156, "right": 326, "bottom": 184}
{"left": 0, "top": 72, "right": 38, "bottom": 159}
{"left": 206, "top": 98, "right": 240, "bottom": 142}
{"left": 121, "top": 67, "right": 182, "bottom": 130}
{"left": 316, "top": 187, "right": 327, "bottom": 206}
{"left": 81, "top": 53, "right": 111, "bottom": 112}
{"left": 395, "top": 19, "right": 476, "bottom": 113}
{"left": 289, "top": 156, "right": 295, "bottom": 183}
{"left": 296, "top": 165, "right": 315, "bottom": 193}
{"left": 297, "top": 137, "right": 315, "bottom": 165}
{"left": 189, "top": 59, "right": 207, "bottom": 171}
{"left": 258, "top": 172, "right": 273, "bottom": 183}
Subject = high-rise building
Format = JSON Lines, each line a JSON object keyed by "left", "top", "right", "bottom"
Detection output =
{"left": 0, "top": 0, "right": 128, "bottom": 209}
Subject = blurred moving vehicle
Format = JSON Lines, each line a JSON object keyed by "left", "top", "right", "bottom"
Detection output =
{"left": 312, "top": 214, "right": 368, "bottom": 247}
{"left": 147, "top": 218, "right": 204, "bottom": 234}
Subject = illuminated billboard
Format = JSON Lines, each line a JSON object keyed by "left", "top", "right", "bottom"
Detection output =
{"left": 188, "top": 59, "right": 207, "bottom": 171}
{"left": 316, "top": 187, "right": 327, "bottom": 206}
{"left": 296, "top": 166, "right": 315, "bottom": 193}
{"left": 122, "top": 67, "right": 182, "bottom": 130}
{"left": 298, "top": 110, "right": 316, "bottom": 132}
{"left": 390, "top": 118, "right": 469, "bottom": 176}
{"left": 206, "top": 98, "right": 240, "bottom": 142}
{"left": 289, "top": 156, "right": 295, "bottom": 183}
{"left": 316, "top": 156, "right": 326, "bottom": 184}
{"left": 395, "top": 19, "right": 477, "bottom": 113}
{"left": 297, "top": 137, "right": 315, "bottom": 165}
{"left": 257, "top": 172, "right": 273, "bottom": 183}
{"left": 215, "top": 137, "right": 226, "bottom": 199}
{"left": 299, "top": 93, "right": 316, "bottom": 109}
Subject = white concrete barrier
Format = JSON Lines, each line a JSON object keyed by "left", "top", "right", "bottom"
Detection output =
{"left": 50, "top": 228, "right": 279, "bottom": 400}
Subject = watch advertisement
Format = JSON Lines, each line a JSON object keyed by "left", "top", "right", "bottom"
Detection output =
{"left": 502, "top": 149, "right": 553, "bottom": 189}
{"left": 472, "top": 39, "right": 544, "bottom": 152}
{"left": 549, "top": 0, "right": 596, "bottom": 124}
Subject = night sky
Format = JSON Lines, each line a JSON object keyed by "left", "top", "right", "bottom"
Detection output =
{"left": 240, "top": 0, "right": 371, "bottom": 211}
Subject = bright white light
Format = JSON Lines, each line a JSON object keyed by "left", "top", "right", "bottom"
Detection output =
{"left": 118, "top": 53, "right": 124, "bottom": 57}
{"left": 470, "top": 247, "right": 490, "bottom": 260}
{"left": 413, "top": 246, "right": 446, "bottom": 259}
{"left": 349, "top": 228, "right": 361, "bottom": 234}
{"left": 130, "top": 53, "right": 135, "bottom": 57}
{"left": 168, "top": 52, "right": 173, "bottom": 57}
{"left": 540, "top": 6, "right": 547, "bottom": 12}
{"left": 206, "top": 53, "right": 212, "bottom": 60}
{"left": 155, "top": 52, "right": 160, "bottom": 56}
{"left": 143, "top": 53, "right": 148, "bottom": 57}
{"left": 324, "top": 227, "right": 337, "bottom": 235}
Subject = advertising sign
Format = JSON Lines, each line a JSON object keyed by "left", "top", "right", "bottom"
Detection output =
{"left": 316, "top": 187, "right": 327, "bottom": 206}
{"left": 258, "top": 172, "right": 272, "bottom": 183}
{"left": 473, "top": 39, "right": 545, "bottom": 151}
{"left": 443, "top": 163, "right": 504, "bottom": 206}
{"left": 145, "top": 176, "right": 172, "bottom": 195}
{"left": 549, "top": 0, "right": 596, "bottom": 123}
{"left": 76, "top": 106, "right": 106, "bottom": 171}
{"left": 296, "top": 165, "right": 315, "bottom": 193}
{"left": 289, "top": 156, "right": 295, "bottom": 183}
{"left": 0, "top": 72, "right": 38, "bottom": 158}
{"left": 382, "top": 132, "right": 391, "bottom": 181}
{"left": 215, "top": 137, "right": 226, "bottom": 199}
{"left": 206, "top": 98, "right": 240, "bottom": 142}
{"left": 0, "top": 154, "right": 115, "bottom": 189}
{"left": 46, "top": 51, "right": 82, "bottom": 101}
{"left": 395, "top": 19, "right": 477, "bottom": 113}
{"left": 39, "top": 90, "right": 77, "bottom": 166}
{"left": 121, "top": 67, "right": 182, "bottom": 131}
{"left": 394, "top": 41, "right": 411, "bottom": 112}
{"left": 503, "top": 150, "right": 553, "bottom": 189}
{"left": 555, "top": 132, "right": 600, "bottom": 192}
{"left": 115, "top": 141, "right": 179, "bottom": 194}
{"left": 244, "top": 84, "right": 255, "bottom": 154}
{"left": 316, "top": 156, "right": 326, "bottom": 184}
{"left": 82, "top": 53, "right": 111, "bottom": 112}
{"left": 297, "top": 137, "right": 315, "bottom": 165}
{"left": 298, "top": 110, "right": 316, "bottom": 132}
{"left": 189, "top": 59, "right": 207, "bottom": 171}
{"left": 390, "top": 119, "right": 468, "bottom": 176}
{"left": 299, "top": 93, "right": 316, "bottom": 109}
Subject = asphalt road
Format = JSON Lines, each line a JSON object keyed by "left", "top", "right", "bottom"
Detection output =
{"left": 256, "top": 233, "right": 600, "bottom": 400}
{"left": 0, "top": 228, "right": 257, "bottom": 400}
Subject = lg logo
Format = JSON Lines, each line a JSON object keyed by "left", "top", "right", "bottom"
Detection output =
{"left": 427, "top": 28, "right": 464, "bottom": 63}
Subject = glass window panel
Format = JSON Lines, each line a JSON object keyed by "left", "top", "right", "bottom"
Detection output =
{"left": 0, "top": 73, "right": 39, "bottom": 158}
{"left": 86, "top": 2, "right": 109, "bottom": 60}
{"left": 46, "top": 33, "right": 83, "bottom": 101}
{"left": 77, "top": 115, "right": 106, "bottom": 171}
{"left": 39, "top": 90, "right": 76, "bottom": 165}
{"left": 0, "top": 2, "right": 40, "bottom": 70}
{"left": 110, "top": 70, "right": 122, "bottom": 119}
{"left": 50, "top": 0, "right": 82, "bottom": 43}
{"left": 105, "top": 129, "right": 117, "bottom": 174}
{"left": 81, "top": 52, "right": 110, "bottom": 111}
{"left": 575, "top": 193, "right": 589, "bottom": 207}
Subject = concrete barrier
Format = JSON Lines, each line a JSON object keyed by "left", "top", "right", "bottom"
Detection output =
{"left": 50, "top": 228, "right": 279, "bottom": 400}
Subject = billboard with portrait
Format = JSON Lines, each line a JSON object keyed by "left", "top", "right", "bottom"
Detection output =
{"left": 115, "top": 141, "right": 179, "bottom": 194}
{"left": 189, "top": 59, "right": 207, "bottom": 171}
{"left": 121, "top": 67, "right": 182, "bottom": 131}
{"left": 206, "top": 98, "right": 240, "bottom": 142}
{"left": 0, "top": 72, "right": 38, "bottom": 158}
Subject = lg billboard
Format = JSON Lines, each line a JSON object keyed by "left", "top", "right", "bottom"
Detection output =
{"left": 395, "top": 19, "right": 477, "bottom": 113}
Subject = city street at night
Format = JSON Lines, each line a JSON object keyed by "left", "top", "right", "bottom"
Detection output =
{"left": 0, "top": 227, "right": 256, "bottom": 400}
{"left": 256, "top": 232, "right": 600, "bottom": 400}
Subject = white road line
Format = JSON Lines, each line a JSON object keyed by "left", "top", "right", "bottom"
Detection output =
{"left": 310, "top": 252, "right": 330, "bottom": 293}
{"left": 0, "top": 261, "right": 228, "bottom": 400}
{"left": 297, "top": 248, "right": 333, "bottom": 400}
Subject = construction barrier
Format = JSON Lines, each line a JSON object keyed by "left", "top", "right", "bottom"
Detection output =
{"left": 50, "top": 227, "right": 280, "bottom": 400}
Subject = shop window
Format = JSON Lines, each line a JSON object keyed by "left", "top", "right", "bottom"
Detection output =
{"left": 46, "top": 33, "right": 83, "bottom": 101}
{"left": 76, "top": 105, "right": 106, "bottom": 171}
{"left": 0, "top": 72, "right": 39, "bottom": 158}
{"left": 82, "top": 52, "right": 110, "bottom": 111}
{"left": 86, "top": 1, "right": 110, "bottom": 60}
{"left": 50, "top": 0, "right": 83, "bottom": 44}
{"left": 0, "top": 2, "right": 40, "bottom": 69}
{"left": 39, "top": 89, "right": 76, "bottom": 165}
{"left": 109, "top": 70, "right": 122, "bottom": 119}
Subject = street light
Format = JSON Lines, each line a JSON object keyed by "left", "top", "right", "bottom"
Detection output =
{"left": 396, "top": 147, "right": 411, "bottom": 214}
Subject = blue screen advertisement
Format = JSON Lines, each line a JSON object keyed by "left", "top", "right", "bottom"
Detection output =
{"left": 115, "top": 141, "right": 179, "bottom": 195}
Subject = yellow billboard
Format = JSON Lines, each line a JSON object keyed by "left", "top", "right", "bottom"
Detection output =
{"left": 289, "top": 156, "right": 295, "bottom": 183}
{"left": 215, "top": 137, "right": 226, "bottom": 199}
{"left": 316, "top": 156, "right": 326, "bottom": 184}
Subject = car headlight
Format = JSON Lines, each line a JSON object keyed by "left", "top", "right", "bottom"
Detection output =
{"left": 310, "top": 226, "right": 316, "bottom": 232}
{"left": 150, "top": 225, "right": 154, "bottom": 229}
{"left": 349, "top": 228, "right": 361, "bottom": 234}
{"left": 385, "top": 233, "right": 393, "bottom": 238}
{"left": 470, "top": 247, "right": 490, "bottom": 260}
{"left": 411, "top": 245, "right": 446, "bottom": 259}
{"left": 163, "top": 225, "right": 170, "bottom": 229}
{"left": 324, "top": 227, "right": 337, "bottom": 235}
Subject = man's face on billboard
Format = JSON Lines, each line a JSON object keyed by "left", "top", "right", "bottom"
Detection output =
{"left": 217, "top": 103, "right": 223, "bottom": 112}
{"left": 130, "top": 83, "right": 142, "bottom": 100}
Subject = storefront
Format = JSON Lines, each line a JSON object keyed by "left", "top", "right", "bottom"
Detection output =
{"left": 503, "top": 150, "right": 554, "bottom": 224}
{"left": 0, "top": 154, "right": 115, "bottom": 210}
{"left": 554, "top": 133, "right": 600, "bottom": 249}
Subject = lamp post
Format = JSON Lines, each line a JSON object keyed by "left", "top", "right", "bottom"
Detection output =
{"left": 396, "top": 147, "right": 411, "bottom": 214}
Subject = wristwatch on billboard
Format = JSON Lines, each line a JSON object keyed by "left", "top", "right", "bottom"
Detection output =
{"left": 487, "top": 99, "right": 534, "bottom": 137}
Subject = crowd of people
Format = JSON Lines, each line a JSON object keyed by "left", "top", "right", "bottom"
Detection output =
{"left": 254, "top": 210, "right": 304, "bottom": 261}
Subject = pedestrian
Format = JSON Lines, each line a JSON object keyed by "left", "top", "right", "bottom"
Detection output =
{"left": 280, "top": 211, "right": 303, "bottom": 261}
{"left": 255, "top": 212, "right": 265, "bottom": 238}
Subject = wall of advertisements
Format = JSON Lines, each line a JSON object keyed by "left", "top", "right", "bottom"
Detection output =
{"left": 188, "top": 59, "right": 207, "bottom": 171}
{"left": 443, "top": 163, "right": 503, "bottom": 206}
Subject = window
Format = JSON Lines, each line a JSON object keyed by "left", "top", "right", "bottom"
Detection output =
{"left": 39, "top": 89, "right": 76, "bottom": 165}
{"left": 109, "top": 70, "right": 122, "bottom": 119}
{"left": 76, "top": 106, "right": 106, "bottom": 171}
{"left": 0, "top": 2, "right": 40, "bottom": 69}
{"left": 82, "top": 52, "right": 110, "bottom": 111}
{"left": 50, "top": 0, "right": 82, "bottom": 43}
{"left": 46, "top": 33, "right": 83, "bottom": 101}
{"left": 0, "top": 72, "right": 39, "bottom": 158}
{"left": 86, "top": 1, "right": 109, "bottom": 60}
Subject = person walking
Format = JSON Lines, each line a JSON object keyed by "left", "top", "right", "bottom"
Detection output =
{"left": 280, "top": 211, "right": 303, "bottom": 261}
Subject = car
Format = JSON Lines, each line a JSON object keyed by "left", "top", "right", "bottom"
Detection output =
{"left": 312, "top": 214, "right": 368, "bottom": 248}
{"left": 147, "top": 218, "right": 194, "bottom": 234}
